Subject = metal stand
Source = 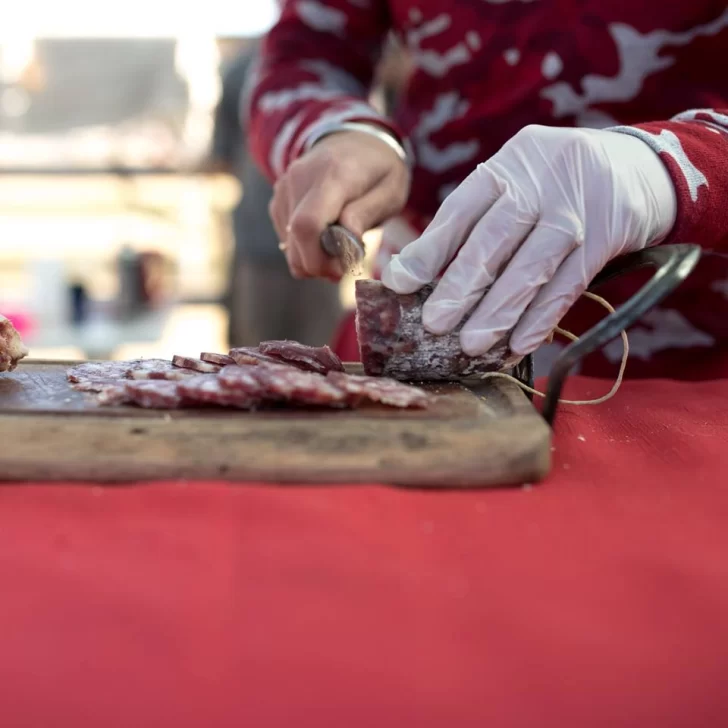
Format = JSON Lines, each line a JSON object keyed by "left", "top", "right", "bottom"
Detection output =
{"left": 541, "top": 244, "right": 701, "bottom": 427}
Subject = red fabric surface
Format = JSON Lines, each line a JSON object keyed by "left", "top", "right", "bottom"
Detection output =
{"left": 1, "top": 377, "right": 728, "bottom": 727}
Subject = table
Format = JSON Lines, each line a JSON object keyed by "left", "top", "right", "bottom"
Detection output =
{"left": 0, "top": 376, "right": 727, "bottom": 727}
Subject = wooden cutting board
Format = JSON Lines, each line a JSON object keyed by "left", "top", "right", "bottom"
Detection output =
{"left": 0, "top": 360, "right": 551, "bottom": 487}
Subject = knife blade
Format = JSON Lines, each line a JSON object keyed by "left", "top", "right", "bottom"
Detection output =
{"left": 320, "top": 224, "right": 366, "bottom": 276}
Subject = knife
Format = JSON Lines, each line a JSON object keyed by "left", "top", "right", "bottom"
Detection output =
{"left": 320, "top": 224, "right": 366, "bottom": 276}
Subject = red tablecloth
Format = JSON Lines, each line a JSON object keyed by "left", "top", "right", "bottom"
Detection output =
{"left": 1, "top": 376, "right": 728, "bottom": 727}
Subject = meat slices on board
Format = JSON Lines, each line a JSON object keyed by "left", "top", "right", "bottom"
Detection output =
{"left": 0, "top": 315, "right": 28, "bottom": 373}
{"left": 327, "top": 371, "right": 430, "bottom": 409}
{"left": 355, "top": 280, "right": 519, "bottom": 381}
{"left": 259, "top": 340, "right": 345, "bottom": 374}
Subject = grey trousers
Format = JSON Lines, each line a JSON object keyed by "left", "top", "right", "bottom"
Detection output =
{"left": 227, "top": 259, "right": 344, "bottom": 348}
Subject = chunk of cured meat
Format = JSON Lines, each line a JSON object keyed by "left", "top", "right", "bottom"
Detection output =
{"left": 258, "top": 340, "right": 345, "bottom": 374}
{"left": 0, "top": 314, "right": 28, "bottom": 373}
{"left": 326, "top": 371, "right": 430, "bottom": 409}
{"left": 200, "top": 352, "right": 235, "bottom": 367}
{"left": 229, "top": 346, "right": 290, "bottom": 367}
{"left": 178, "top": 375, "right": 259, "bottom": 409}
{"left": 171, "top": 355, "right": 221, "bottom": 374}
{"left": 355, "top": 280, "right": 518, "bottom": 381}
{"left": 124, "top": 380, "right": 184, "bottom": 409}
{"left": 220, "top": 363, "right": 348, "bottom": 407}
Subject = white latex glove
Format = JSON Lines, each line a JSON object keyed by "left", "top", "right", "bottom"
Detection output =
{"left": 381, "top": 125, "right": 677, "bottom": 357}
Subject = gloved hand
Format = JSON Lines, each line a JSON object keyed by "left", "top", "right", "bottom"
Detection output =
{"left": 381, "top": 125, "right": 677, "bottom": 357}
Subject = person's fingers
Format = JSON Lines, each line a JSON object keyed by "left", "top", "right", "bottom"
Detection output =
{"left": 289, "top": 183, "right": 358, "bottom": 279}
{"left": 507, "top": 247, "right": 591, "bottom": 356}
{"left": 269, "top": 181, "right": 289, "bottom": 243}
{"left": 420, "top": 192, "right": 536, "bottom": 335}
{"left": 458, "top": 224, "right": 579, "bottom": 355}
{"left": 270, "top": 182, "right": 306, "bottom": 278}
{"left": 381, "top": 163, "right": 504, "bottom": 294}
{"left": 339, "top": 166, "right": 409, "bottom": 238}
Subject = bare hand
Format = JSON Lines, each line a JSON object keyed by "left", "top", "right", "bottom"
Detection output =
{"left": 269, "top": 131, "right": 410, "bottom": 281}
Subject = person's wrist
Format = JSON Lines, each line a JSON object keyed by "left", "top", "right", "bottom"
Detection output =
{"left": 305, "top": 120, "right": 413, "bottom": 170}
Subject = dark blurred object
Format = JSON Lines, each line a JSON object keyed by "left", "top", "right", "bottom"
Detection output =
{"left": 69, "top": 283, "right": 88, "bottom": 326}
{"left": 139, "top": 252, "right": 167, "bottom": 305}
{"left": 211, "top": 40, "right": 342, "bottom": 348}
{"left": 116, "top": 245, "right": 145, "bottom": 320}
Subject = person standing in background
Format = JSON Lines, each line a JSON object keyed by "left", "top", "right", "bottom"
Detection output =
{"left": 209, "top": 38, "right": 342, "bottom": 348}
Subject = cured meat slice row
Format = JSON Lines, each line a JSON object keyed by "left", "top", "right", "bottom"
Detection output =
{"left": 0, "top": 314, "right": 28, "bottom": 373}
{"left": 326, "top": 371, "right": 430, "bottom": 409}
{"left": 171, "top": 355, "right": 221, "bottom": 374}
{"left": 355, "top": 279, "right": 518, "bottom": 381}
{"left": 258, "top": 340, "right": 345, "bottom": 374}
{"left": 178, "top": 375, "right": 259, "bottom": 409}
{"left": 200, "top": 352, "right": 236, "bottom": 367}
{"left": 229, "top": 346, "right": 290, "bottom": 367}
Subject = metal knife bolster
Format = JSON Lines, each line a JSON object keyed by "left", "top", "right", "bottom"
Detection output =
{"left": 320, "top": 225, "right": 366, "bottom": 276}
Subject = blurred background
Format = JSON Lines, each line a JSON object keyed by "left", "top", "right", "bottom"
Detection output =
{"left": 0, "top": 1, "right": 408, "bottom": 361}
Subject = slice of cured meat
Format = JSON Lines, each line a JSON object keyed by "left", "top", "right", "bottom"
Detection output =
{"left": 128, "top": 361, "right": 200, "bottom": 381}
{"left": 172, "top": 355, "right": 221, "bottom": 374}
{"left": 96, "top": 385, "right": 131, "bottom": 406}
{"left": 0, "top": 314, "right": 28, "bottom": 373}
{"left": 200, "top": 352, "right": 235, "bottom": 367}
{"left": 258, "top": 340, "right": 345, "bottom": 374}
{"left": 326, "top": 371, "right": 430, "bottom": 409}
{"left": 218, "top": 365, "right": 267, "bottom": 397}
{"left": 67, "top": 360, "right": 135, "bottom": 389}
{"left": 355, "top": 280, "right": 518, "bottom": 381}
{"left": 178, "top": 375, "right": 259, "bottom": 409}
{"left": 250, "top": 363, "right": 348, "bottom": 406}
{"left": 229, "top": 346, "right": 289, "bottom": 367}
{"left": 124, "top": 380, "right": 184, "bottom": 409}
{"left": 220, "top": 363, "right": 347, "bottom": 407}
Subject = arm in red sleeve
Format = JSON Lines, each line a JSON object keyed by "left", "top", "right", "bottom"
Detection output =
{"left": 245, "top": 0, "right": 403, "bottom": 181}
{"left": 611, "top": 109, "right": 728, "bottom": 251}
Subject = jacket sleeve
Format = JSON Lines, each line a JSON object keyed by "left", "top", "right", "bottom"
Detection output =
{"left": 245, "top": 0, "right": 402, "bottom": 181}
{"left": 611, "top": 109, "right": 728, "bottom": 250}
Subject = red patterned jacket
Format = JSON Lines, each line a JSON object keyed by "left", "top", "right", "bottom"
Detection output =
{"left": 248, "top": 1, "right": 728, "bottom": 380}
